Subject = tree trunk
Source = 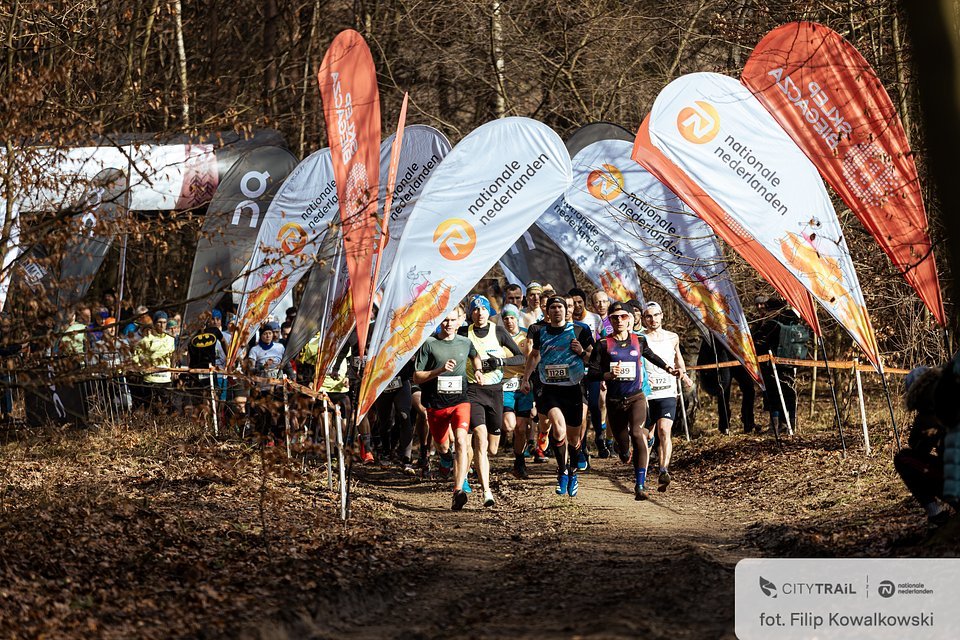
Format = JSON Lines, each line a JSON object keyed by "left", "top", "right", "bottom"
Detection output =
{"left": 263, "top": 0, "right": 279, "bottom": 116}
{"left": 170, "top": 0, "right": 190, "bottom": 127}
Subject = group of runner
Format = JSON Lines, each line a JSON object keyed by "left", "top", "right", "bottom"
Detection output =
{"left": 403, "top": 281, "right": 691, "bottom": 511}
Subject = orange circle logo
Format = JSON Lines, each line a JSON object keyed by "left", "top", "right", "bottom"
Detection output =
{"left": 278, "top": 222, "right": 307, "bottom": 255}
{"left": 587, "top": 164, "right": 624, "bottom": 201}
{"left": 433, "top": 218, "right": 477, "bottom": 261}
{"left": 677, "top": 101, "right": 720, "bottom": 144}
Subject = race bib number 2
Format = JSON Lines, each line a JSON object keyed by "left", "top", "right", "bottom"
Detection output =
{"left": 437, "top": 376, "right": 463, "bottom": 394}
{"left": 544, "top": 364, "right": 570, "bottom": 382}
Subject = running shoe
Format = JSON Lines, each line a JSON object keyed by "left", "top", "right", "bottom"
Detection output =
{"left": 533, "top": 447, "right": 548, "bottom": 463}
{"left": 462, "top": 479, "right": 473, "bottom": 493}
{"left": 359, "top": 442, "right": 375, "bottom": 464}
{"left": 577, "top": 450, "right": 588, "bottom": 472}
{"left": 556, "top": 470, "right": 569, "bottom": 495}
{"left": 635, "top": 483, "right": 649, "bottom": 501}
{"left": 483, "top": 490, "right": 495, "bottom": 508}
{"left": 438, "top": 455, "right": 453, "bottom": 479}
{"left": 512, "top": 459, "right": 529, "bottom": 480}
{"left": 451, "top": 490, "right": 468, "bottom": 511}
{"left": 567, "top": 473, "right": 579, "bottom": 497}
{"left": 658, "top": 469, "right": 671, "bottom": 492}
{"left": 596, "top": 438, "right": 611, "bottom": 459}
{"left": 402, "top": 463, "right": 417, "bottom": 476}
{"left": 523, "top": 440, "right": 535, "bottom": 458}
{"left": 647, "top": 434, "right": 655, "bottom": 449}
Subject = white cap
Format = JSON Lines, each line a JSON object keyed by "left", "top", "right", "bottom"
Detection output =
{"left": 645, "top": 301, "right": 662, "bottom": 314}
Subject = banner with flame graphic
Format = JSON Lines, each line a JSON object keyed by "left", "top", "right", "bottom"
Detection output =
{"left": 564, "top": 138, "right": 760, "bottom": 383}
{"left": 636, "top": 72, "right": 879, "bottom": 368}
{"left": 318, "top": 29, "right": 382, "bottom": 360}
{"left": 356, "top": 118, "right": 571, "bottom": 420}
{"left": 743, "top": 21, "right": 945, "bottom": 326}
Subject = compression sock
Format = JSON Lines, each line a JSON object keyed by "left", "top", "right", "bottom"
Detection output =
{"left": 635, "top": 467, "right": 647, "bottom": 488}
{"left": 566, "top": 441, "right": 580, "bottom": 475}
{"left": 550, "top": 435, "right": 567, "bottom": 471}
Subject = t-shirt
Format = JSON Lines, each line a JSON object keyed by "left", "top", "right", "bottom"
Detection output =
{"left": 574, "top": 311, "right": 602, "bottom": 336}
{"left": 248, "top": 341, "right": 286, "bottom": 389}
{"left": 528, "top": 322, "right": 594, "bottom": 387}
{"left": 188, "top": 326, "right": 225, "bottom": 370}
{"left": 644, "top": 329, "right": 680, "bottom": 400}
{"left": 414, "top": 335, "right": 478, "bottom": 409}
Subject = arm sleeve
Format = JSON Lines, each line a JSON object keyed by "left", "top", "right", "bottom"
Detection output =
{"left": 586, "top": 339, "right": 609, "bottom": 382}
{"left": 640, "top": 336, "right": 671, "bottom": 371}
{"left": 576, "top": 325, "right": 595, "bottom": 351}
{"left": 495, "top": 325, "right": 524, "bottom": 366}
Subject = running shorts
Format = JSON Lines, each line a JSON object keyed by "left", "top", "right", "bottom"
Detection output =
{"left": 537, "top": 383, "right": 584, "bottom": 428}
{"left": 426, "top": 402, "right": 470, "bottom": 446}
{"left": 468, "top": 384, "right": 504, "bottom": 434}
{"left": 646, "top": 397, "right": 677, "bottom": 425}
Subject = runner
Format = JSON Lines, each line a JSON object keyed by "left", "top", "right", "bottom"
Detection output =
{"left": 520, "top": 296, "right": 594, "bottom": 498}
{"left": 589, "top": 302, "right": 678, "bottom": 500}
{"left": 461, "top": 295, "right": 525, "bottom": 505}
{"left": 412, "top": 305, "right": 482, "bottom": 511}
{"left": 641, "top": 301, "right": 692, "bottom": 492}
{"left": 520, "top": 282, "right": 543, "bottom": 328}
{"left": 244, "top": 321, "right": 292, "bottom": 443}
{"left": 498, "top": 304, "right": 533, "bottom": 479}
{"left": 503, "top": 283, "right": 524, "bottom": 311}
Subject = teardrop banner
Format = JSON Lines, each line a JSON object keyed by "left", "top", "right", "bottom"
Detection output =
{"left": 226, "top": 147, "right": 338, "bottom": 367}
{"left": 183, "top": 146, "right": 298, "bottom": 329}
{"left": 742, "top": 21, "right": 945, "bottom": 326}
{"left": 317, "top": 29, "right": 382, "bottom": 360}
{"left": 356, "top": 117, "right": 572, "bottom": 420}
{"left": 636, "top": 72, "right": 880, "bottom": 368}
{"left": 497, "top": 225, "right": 578, "bottom": 296}
{"left": 565, "top": 138, "right": 761, "bottom": 384}
{"left": 285, "top": 125, "right": 453, "bottom": 373}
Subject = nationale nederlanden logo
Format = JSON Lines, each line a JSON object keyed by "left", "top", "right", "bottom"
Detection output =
{"left": 434, "top": 218, "right": 477, "bottom": 261}
{"left": 677, "top": 100, "right": 721, "bottom": 144}
{"left": 278, "top": 222, "right": 308, "bottom": 254}
{"left": 587, "top": 164, "right": 624, "bottom": 201}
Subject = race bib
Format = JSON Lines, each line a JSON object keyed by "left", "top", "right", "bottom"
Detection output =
{"left": 502, "top": 377, "right": 520, "bottom": 392}
{"left": 351, "top": 356, "right": 362, "bottom": 370}
{"left": 649, "top": 371, "right": 673, "bottom": 392}
{"left": 613, "top": 361, "right": 637, "bottom": 381}
{"left": 264, "top": 368, "right": 280, "bottom": 380}
{"left": 544, "top": 364, "right": 570, "bottom": 383}
{"left": 385, "top": 377, "right": 402, "bottom": 392}
{"left": 437, "top": 375, "right": 463, "bottom": 394}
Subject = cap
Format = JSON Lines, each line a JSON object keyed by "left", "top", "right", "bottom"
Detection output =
{"left": 262, "top": 321, "right": 281, "bottom": 332}
{"left": 608, "top": 301, "right": 632, "bottom": 317}
{"left": 469, "top": 295, "right": 495, "bottom": 316}
{"left": 104, "top": 317, "right": 117, "bottom": 326}
{"left": 166, "top": 319, "right": 179, "bottom": 329}
{"left": 525, "top": 281, "right": 543, "bottom": 294}
{"left": 135, "top": 305, "right": 149, "bottom": 316}
{"left": 545, "top": 295, "right": 567, "bottom": 309}
{"left": 152, "top": 310, "right": 168, "bottom": 323}
{"left": 626, "top": 299, "right": 643, "bottom": 312}
{"left": 645, "top": 301, "right": 662, "bottom": 315}
{"left": 211, "top": 309, "right": 223, "bottom": 320}
{"left": 501, "top": 303, "right": 520, "bottom": 318}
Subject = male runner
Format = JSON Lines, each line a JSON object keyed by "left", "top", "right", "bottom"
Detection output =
{"left": 499, "top": 304, "right": 533, "bottom": 479}
{"left": 520, "top": 282, "right": 543, "bottom": 328}
{"left": 460, "top": 295, "right": 525, "bottom": 505}
{"left": 521, "top": 296, "right": 594, "bottom": 498}
{"left": 589, "top": 302, "right": 677, "bottom": 500}
{"left": 413, "top": 305, "right": 482, "bottom": 511}
{"left": 641, "top": 301, "right": 692, "bottom": 491}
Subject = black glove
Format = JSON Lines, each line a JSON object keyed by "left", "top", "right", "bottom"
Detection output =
{"left": 481, "top": 357, "right": 503, "bottom": 373}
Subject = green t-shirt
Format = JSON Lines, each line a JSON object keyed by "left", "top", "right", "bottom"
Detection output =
{"left": 414, "top": 335, "right": 478, "bottom": 409}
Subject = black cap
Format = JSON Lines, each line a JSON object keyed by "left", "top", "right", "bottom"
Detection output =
{"left": 608, "top": 301, "right": 631, "bottom": 316}
{"left": 545, "top": 295, "right": 567, "bottom": 309}
{"left": 625, "top": 299, "right": 643, "bottom": 312}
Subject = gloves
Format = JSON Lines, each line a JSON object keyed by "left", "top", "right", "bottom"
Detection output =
{"left": 481, "top": 357, "right": 503, "bottom": 373}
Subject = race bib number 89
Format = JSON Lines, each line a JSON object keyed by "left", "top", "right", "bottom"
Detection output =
{"left": 614, "top": 361, "right": 636, "bottom": 381}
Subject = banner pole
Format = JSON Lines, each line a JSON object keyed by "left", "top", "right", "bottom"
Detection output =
{"left": 710, "top": 334, "right": 727, "bottom": 433}
{"left": 819, "top": 336, "right": 847, "bottom": 456}
{"left": 809, "top": 338, "right": 818, "bottom": 418}
{"left": 322, "top": 397, "right": 333, "bottom": 491}
{"left": 335, "top": 405, "right": 347, "bottom": 521}
{"left": 209, "top": 369, "right": 219, "bottom": 437}
{"left": 678, "top": 387, "right": 691, "bottom": 442}
{"left": 880, "top": 370, "right": 902, "bottom": 452}
{"left": 853, "top": 357, "right": 871, "bottom": 455}
{"left": 768, "top": 350, "right": 792, "bottom": 436}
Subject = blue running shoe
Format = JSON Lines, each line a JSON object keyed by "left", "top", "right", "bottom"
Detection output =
{"left": 556, "top": 471, "right": 569, "bottom": 495}
{"left": 577, "top": 450, "right": 588, "bottom": 471}
{"left": 462, "top": 479, "right": 473, "bottom": 493}
{"left": 568, "top": 473, "right": 579, "bottom": 497}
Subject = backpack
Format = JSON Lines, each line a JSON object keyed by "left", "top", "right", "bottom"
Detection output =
{"left": 775, "top": 322, "right": 811, "bottom": 359}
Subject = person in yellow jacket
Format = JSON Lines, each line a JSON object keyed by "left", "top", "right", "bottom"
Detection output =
{"left": 134, "top": 311, "right": 176, "bottom": 411}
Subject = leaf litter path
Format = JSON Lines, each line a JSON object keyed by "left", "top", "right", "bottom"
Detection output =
{"left": 302, "top": 457, "right": 750, "bottom": 639}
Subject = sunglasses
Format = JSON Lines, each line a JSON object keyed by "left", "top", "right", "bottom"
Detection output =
{"left": 610, "top": 314, "right": 632, "bottom": 321}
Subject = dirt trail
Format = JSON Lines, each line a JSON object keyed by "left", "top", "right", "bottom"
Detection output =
{"left": 293, "top": 456, "right": 750, "bottom": 639}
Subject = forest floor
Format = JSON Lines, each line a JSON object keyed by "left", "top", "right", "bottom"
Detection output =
{"left": 0, "top": 394, "right": 955, "bottom": 639}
